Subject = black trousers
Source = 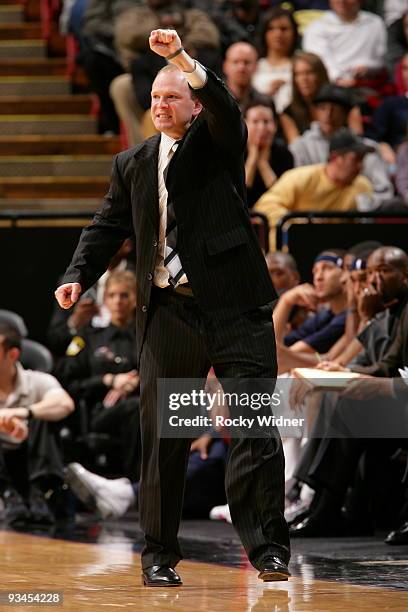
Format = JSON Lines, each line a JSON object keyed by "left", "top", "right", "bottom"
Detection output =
{"left": 138, "top": 287, "right": 289, "bottom": 570}
{"left": 0, "top": 420, "right": 64, "bottom": 497}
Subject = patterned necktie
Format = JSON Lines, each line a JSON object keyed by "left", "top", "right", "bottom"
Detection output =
{"left": 164, "top": 141, "right": 185, "bottom": 287}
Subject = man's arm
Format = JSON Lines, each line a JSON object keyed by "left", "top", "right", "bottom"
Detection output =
{"left": 9, "top": 388, "right": 74, "bottom": 422}
{"left": 56, "top": 154, "right": 134, "bottom": 309}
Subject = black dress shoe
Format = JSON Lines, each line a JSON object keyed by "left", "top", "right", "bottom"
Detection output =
{"left": 142, "top": 566, "right": 182, "bottom": 587}
{"left": 258, "top": 556, "right": 290, "bottom": 582}
{"left": 385, "top": 521, "right": 408, "bottom": 545}
{"left": 290, "top": 514, "right": 345, "bottom": 538}
{"left": 2, "top": 488, "right": 30, "bottom": 526}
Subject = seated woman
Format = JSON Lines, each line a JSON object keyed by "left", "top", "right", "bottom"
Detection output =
{"left": 58, "top": 270, "right": 140, "bottom": 481}
{"left": 252, "top": 7, "right": 299, "bottom": 114}
{"left": 281, "top": 51, "right": 363, "bottom": 144}
{"left": 243, "top": 96, "right": 293, "bottom": 208}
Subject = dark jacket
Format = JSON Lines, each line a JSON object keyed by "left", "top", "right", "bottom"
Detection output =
{"left": 62, "top": 68, "right": 277, "bottom": 361}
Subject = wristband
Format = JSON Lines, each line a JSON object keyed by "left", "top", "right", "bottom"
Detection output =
{"left": 26, "top": 407, "right": 34, "bottom": 421}
{"left": 166, "top": 46, "right": 184, "bottom": 60}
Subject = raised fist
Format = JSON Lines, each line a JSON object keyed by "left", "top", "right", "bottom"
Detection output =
{"left": 149, "top": 29, "right": 182, "bottom": 58}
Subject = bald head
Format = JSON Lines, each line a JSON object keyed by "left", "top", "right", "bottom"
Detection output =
{"left": 368, "top": 246, "right": 408, "bottom": 271}
{"left": 366, "top": 246, "right": 408, "bottom": 301}
{"left": 223, "top": 42, "right": 258, "bottom": 91}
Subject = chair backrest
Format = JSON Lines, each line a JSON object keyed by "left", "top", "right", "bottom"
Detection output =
{"left": 0, "top": 309, "right": 28, "bottom": 337}
{"left": 20, "top": 339, "right": 54, "bottom": 374}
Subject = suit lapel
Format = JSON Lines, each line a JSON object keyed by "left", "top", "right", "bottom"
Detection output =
{"left": 133, "top": 134, "right": 160, "bottom": 237}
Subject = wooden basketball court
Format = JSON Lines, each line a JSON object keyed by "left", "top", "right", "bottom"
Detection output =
{"left": 1, "top": 530, "right": 407, "bottom": 610}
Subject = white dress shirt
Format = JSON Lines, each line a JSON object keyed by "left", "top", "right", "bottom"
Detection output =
{"left": 302, "top": 11, "right": 386, "bottom": 81}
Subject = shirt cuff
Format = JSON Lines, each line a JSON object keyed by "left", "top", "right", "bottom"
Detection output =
{"left": 184, "top": 61, "right": 207, "bottom": 90}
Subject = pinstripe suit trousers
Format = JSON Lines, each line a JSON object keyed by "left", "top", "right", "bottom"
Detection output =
{"left": 139, "top": 286, "right": 290, "bottom": 570}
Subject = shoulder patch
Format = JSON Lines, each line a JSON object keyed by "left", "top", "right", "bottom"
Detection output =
{"left": 66, "top": 336, "right": 86, "bottom": 357}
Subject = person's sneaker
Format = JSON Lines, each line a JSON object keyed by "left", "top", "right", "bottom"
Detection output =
{"left": 209, "top": 503, "right": 232, "bottom": 523}
{"left": 28, "top": 486, "right": 55, "bottom": 525}
{"left": 65, "top": 463, "right": 135, "bottom": 519}
{"left": 2, "top": 488, "right": 30, "bottom": 526}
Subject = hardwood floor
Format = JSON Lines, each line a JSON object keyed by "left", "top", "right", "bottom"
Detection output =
{"left": 1, "top": 530, "right": 407, "bottom": 611}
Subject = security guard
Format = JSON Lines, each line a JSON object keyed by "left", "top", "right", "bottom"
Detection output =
{"left": 59, "top": 270, "right": 140, "bottom": 480}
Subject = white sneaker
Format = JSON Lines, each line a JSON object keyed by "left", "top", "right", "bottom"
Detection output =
{"left": 65, "top": 463, "right": 135, "bottom": 519}
{"left": 209, "top": 503, "right": 232, "bottom": 523}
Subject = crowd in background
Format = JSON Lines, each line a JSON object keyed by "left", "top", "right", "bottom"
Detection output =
{"left": 0, "top": 0, "right": 408, "bottom": 547}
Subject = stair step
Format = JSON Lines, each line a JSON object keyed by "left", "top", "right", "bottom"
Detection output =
{"left": 0, "top": 58, "right": 67, "bottom": 76}
{"left": 0, "top": 6, "right": 23, "bottom": 23}
{"left": 0, "top": 177, "right": 109, "bottom": 198}
{"left": 0, "top": 115, "right": 97, "bottom": 135}
{"left": 0, "top": 76, "right": 70, "bottom": 95}
{"left": 0, "top": 22, "right": 41, "bottom": 39}
{"left": 0, "top": 95, "right": 93, "bottom": 114}
{"left": 0, "top": 39, "right": 45, "bottom": 58}
{"left": 0, "top": 156, "right": 113, "bottom": 177}
{"left": 0, "top": 135, "right": 121, "bottom": 156}
{"left": 0, "top": 197, "right": 100, "bottom": 212}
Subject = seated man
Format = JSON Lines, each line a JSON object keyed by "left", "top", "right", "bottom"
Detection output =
{"left": 302, "top": 0, "right": 386, "bottom": 86}
{"left": 0, "top": 323, "right": 74, "bottom": 525}
{"left": 289, "top": 83, "right": 394, "bottom": 207}
{"left": 290, "top": 246, "right": 408, "bottom": 537}
{"left": 253, "top": 128, "right": 373, "bottom": 250}
{"left": 265, "top": 251, "right": 300, "bottom": 296}
{"left": 58, "top": 270, "right": 140, "bottom": 480}
{"left": 273, "top": 250, "right": 348, "bottom": 373}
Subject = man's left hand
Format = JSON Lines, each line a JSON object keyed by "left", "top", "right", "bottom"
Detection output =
{"left": 149, "top": 29, "right": 182, "bottom": 58}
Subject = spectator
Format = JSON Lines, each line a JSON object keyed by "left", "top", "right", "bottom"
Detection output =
{"left": 243, "top": 97, "right": 293, "bottom": 207}
{"left": 302, "top": 0, "right": 387, "bottom": 87}
{"left": 47, "top": 238, "right": 134, "bottom": 357}
{"left": 396, "top": 140, "right": 408, "bottom": 204}
{"left": 368, "top": 52, "right": 408, "bottom": 157}
{"left": 252, "top": 7, "right": 299, "bottom": 113}
{"left": 265, "top": 251, "right": 300, "bottom": 296}
{"left": 79, "top": 0, "right": 142, "bottom": 133}
{"left": 289, "top": 83, "right": 394, "bottom": 207}
{"left": 222, "top": 42, "right": 260, "bottom": 109}
{"left": 290, "top": 246, "right": 408, "bottom": 537}
{"left": 58, "top": 270, "right": 140, "bottom": 480}
{"left": 280, "top": 51, "right": 362, "bottom": 143}
{"left": 0, "top": 323, "right": 74, "bottom": 526}
{"left": 254, "top": 128, "right": 374, "bottom": 250}
{"left": 387, "top": 10, "right": 408, "bottom": 75}
{"left": 273, "top": 250, "right": 348, "bottom": 371}
{"left": 213, "top": 0, "right": 262, "bottom": 54}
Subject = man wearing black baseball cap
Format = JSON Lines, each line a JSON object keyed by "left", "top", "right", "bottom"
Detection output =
{"left": 254, "top": 126, "right": 373, "bottom": 249}
{"left": 289, "top": 83, "right": 394, "bottom": 207}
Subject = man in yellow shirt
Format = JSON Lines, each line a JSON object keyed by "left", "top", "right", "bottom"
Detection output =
{"left": 254, "top": 128, "right": 374, "bottom": 250}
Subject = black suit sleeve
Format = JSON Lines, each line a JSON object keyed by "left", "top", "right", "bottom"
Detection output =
{"left": 62, "top": 155, "right": 134, "bottom": 292}
{"left": 192, "top": 67, "right": 247, "bottom": 157}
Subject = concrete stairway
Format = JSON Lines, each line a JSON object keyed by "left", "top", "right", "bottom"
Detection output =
{"left": 0, "top": 0, "right": 121, "bottom": 212}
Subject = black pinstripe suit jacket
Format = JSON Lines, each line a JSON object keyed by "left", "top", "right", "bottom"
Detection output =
{"left": 63, "top": 69, "right": 277, "bottom": 361}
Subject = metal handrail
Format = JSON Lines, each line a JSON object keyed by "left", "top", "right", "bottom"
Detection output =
{"left": 275, "top": 210, "right": 408, "bottom": 250}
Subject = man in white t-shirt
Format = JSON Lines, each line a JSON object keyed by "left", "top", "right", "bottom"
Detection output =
{"left": 302, "top": 0, "right": 386, "bottom": 86}
{"left": 0, "top": 323, "right": 74, "bottom": 526}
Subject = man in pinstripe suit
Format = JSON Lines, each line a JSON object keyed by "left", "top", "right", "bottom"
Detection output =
{"left": 55, "top": 28, "right": 290, "bottom": 586}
